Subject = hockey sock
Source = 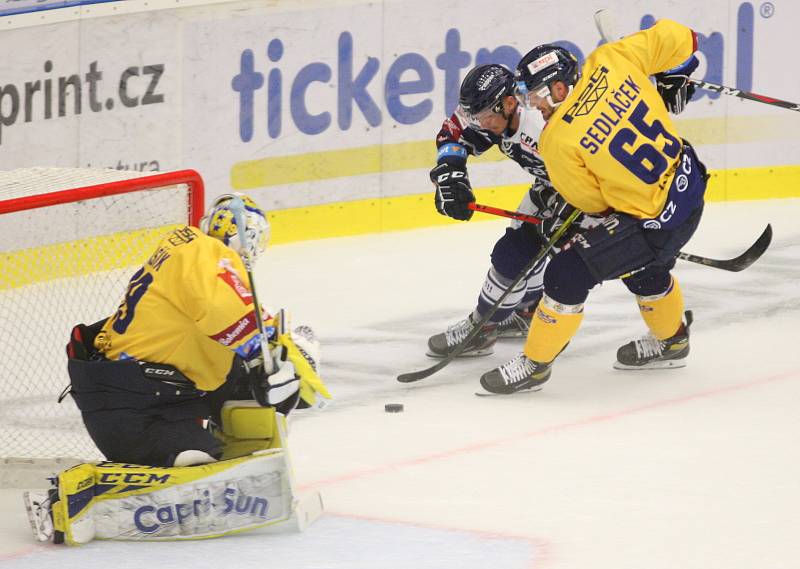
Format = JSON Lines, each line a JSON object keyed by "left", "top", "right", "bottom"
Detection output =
{"left": 519, "top": 288, "right": 543, "bottom": 312}
{"left": 636, "top": 277, "right": 684, "bottom": 340}
{"left": 523, "top": 294, "right": 584, "bottom": 363}
{"left": 475, "top": 267, "right": 527, "bottom": 323}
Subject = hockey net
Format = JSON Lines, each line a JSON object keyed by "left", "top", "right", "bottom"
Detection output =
{"left": 0, "top": 168, "right": 204, "bottom": 485}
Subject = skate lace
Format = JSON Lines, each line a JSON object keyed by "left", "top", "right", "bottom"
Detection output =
{"left": 444, "top": 318, "right": 474, "bottom": 347}
{"left": 498, "top": 353, "right": 537, "bottom": 385}
{"left": 634, "top": 335, "right": 664, "bottom": 359}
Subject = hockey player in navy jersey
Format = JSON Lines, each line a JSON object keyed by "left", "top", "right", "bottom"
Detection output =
{"left": 428, "top": 63, "right": 594, "bottom": 361}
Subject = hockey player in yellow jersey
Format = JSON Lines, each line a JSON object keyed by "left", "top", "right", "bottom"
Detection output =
{"left": 65, "top": 193, "right": 331, "bottom": 466}
{"left": 479, "top": 19, "right": 707, "bottom": 394}
{"left": 23, "top": 193, "right": 330, "bottom": 545}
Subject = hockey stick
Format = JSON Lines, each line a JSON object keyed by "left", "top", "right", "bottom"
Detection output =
{"left": 472, "top": 202, "right": 772, "bottom": 272}
{"left": 229, "top": 197, "right": 276, "bottom": 371}
{"left": 396, "top": 208, "right": 582, "bottom": 383}
{"left": 688, "top": 80, "right": 800, "bottom": 113}
{"left": 468, "top": 202, "right": 543, "bottom": 224}
{"left": 593, "top": 9, "right": 800, "bottom": 112}
{"left": 677, "top": 223, "right": 772, "bottom": 272}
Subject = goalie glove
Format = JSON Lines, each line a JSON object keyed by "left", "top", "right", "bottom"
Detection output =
{"left": 249, "top": 344, "right": 301, "bottom": 415}
{"left": 655, "top": 55, "right": 699, "bottom": 115}
{"left": 278, "top": 325, "right": 332, "bottom": 410}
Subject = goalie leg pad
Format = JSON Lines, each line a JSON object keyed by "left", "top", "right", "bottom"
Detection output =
{"left": 47, "top": 452, "right": 295, "bottom": 545}
{"left": 212, "top": 402, "right": 287, "bottom": 460}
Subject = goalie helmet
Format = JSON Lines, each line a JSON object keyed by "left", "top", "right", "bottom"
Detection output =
{"left": 458, "top": 64, "right": 514, "bottom": 125}
{"left": 514, "top": 45, "right": 580, "bottom": 109}
{"left": 200, "top": 193, "right": 270, "bottom": 261}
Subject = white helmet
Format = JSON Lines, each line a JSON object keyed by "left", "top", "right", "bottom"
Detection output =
{"left": 199, "top": 193, "right": 270, "bottom": 261}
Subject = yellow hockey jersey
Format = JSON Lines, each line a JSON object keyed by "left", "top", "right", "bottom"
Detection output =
{"left": 539, "top": 19, "right": 697, "bottom": 218}
{"left": 95, "top": 226, "right": 261, "bottom": 392}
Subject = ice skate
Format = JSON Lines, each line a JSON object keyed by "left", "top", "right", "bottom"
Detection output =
{"left": 614, "top": 311, "right": 693, "bottom": 370}
{"left": 495, "top": 308, "right": 534, "bottom": 339}
{"left": 427, "top": 314, "right": 497, "bottom": 358}
{"left": 478, "top": 352, "right": 551, "bottom": 394}
{"left": 23, "top": 489, "right": 60, "bottom": 543}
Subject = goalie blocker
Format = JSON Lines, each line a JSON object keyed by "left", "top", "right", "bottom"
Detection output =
{"left": 23, "top": 406, "right": 323, "bottom": 545}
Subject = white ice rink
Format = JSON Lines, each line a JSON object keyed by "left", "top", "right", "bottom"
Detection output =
{"left": 1, "top": 198, "right": 799, "bottom": 568}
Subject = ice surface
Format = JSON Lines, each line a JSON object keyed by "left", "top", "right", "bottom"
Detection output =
{"left": 1, "top": 199, "right": 798, "bottom": 569}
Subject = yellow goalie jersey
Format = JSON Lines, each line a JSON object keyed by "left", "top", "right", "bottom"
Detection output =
{"left": 95, "top": 226, "right": 261, "bottom": 392}
{"left": 539, "top": 19, "right": 697, "bottom": 218}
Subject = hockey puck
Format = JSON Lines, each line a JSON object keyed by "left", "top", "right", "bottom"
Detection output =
{"left": 384, "top": 403, "right": 404, "bottom": 413}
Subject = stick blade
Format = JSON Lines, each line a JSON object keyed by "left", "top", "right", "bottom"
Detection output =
{"left": 678, "top": 224, "right": 772, "bottom": 272}
{"left": 397, "top": 359, "right": 448, "bottom": 383}
{"left": 293, "top": 491, "right": 324, "bottom": 531}
{"left": 721, "top": 223, "right": 773, "bottom": 271}
{"left": 593, "top": 9, "right": 621, "bottom": 42}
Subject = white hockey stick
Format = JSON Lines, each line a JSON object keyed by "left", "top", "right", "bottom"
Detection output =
{"left": 593, "top": 9, "right": 620, "bottom": 42}
{"left": 293, "top": 491, "right": 325, "bottom": 531}
{"left": 228, "top": 196, "right": 284, "bottom": 376}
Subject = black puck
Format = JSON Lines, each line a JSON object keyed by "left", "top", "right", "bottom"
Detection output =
{"left": 384, "top": 403, "right": 404, "bottom": 413}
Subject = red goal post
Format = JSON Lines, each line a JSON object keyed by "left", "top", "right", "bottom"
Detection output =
{"left": 0, "top": 168, "right": 204, "bottom": 486}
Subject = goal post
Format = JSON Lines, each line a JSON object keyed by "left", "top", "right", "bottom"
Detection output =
{"left": 0, "top": 168, "right": 205, "bottom": 486}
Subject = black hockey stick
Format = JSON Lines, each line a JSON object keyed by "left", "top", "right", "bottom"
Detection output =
{"left": 677, "top": 224, "right": 772, "bottom": 272}
{"left": 397, "top": 208, "right": 582, "bottom": 383}
{"left": 594, "top": 10, "right": 800, "bottom": 112}
{"left": 472, "top": 203, "right": 772, "bottom": 272}
{"left": 688, "top": 80, "right": 800, "bottom": 113}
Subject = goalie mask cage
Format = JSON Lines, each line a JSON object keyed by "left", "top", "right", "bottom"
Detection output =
{"left": 0, "top": 168, "right": 204, "bottom": 483}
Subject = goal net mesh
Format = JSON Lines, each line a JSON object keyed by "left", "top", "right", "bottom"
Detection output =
{"left": 0, "top": 167, "right": 202, "bottom": 465}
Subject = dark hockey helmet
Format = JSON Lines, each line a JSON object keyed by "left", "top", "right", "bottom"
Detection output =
{"left": 514, "top": 45, "right": 580, "bottom": 108}
{"left": 458, "top": 64, "right": 514, "bottom": 122}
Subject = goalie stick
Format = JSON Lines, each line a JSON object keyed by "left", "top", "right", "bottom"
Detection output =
{"left": 593, "top": 9, "right": 800, "bottom": 112}
{"left": 470, "top": 202, "right": 773, "bottom": 272}
{"left": 229, "top": 196, "right": 280, "bottom": 373}
{"left": 397, "top": 208, "right": 581, "bottom": 383}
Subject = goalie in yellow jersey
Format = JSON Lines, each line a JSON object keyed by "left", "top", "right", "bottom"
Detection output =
{"left": 478, "top": 19, "right": 707, "bottom": 394}
{"left": 62, "top": 192, "right": 331, "bottom": 466}
{"left": 23, "top": 193, "right": 330, "bottom": 545}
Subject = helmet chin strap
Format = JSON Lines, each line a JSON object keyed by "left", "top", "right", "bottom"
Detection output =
{"left": 501, "top": 100, "right": 517, "bottom": 130}
{"left": 546, "top": 84, "right": 574, "bottom": 109}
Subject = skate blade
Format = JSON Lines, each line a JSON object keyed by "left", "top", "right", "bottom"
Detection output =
{"left": 426, "top": 347, "right": 494, "bottom": 358}
{"left": 496, "top": 331, "right": 528, "bottom": 339}
{"left": 475, "top": 386, "right": 543, "bottom": 397}
{"left": 22, "top": 491, "right": 53, "bottom": 542}
{"left": 613, "top": 359, "right": 687, "bottom": 371}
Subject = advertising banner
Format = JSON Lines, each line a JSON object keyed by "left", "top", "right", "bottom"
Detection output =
{"left": 1, "top": 0, "right": 798, "bottom": 239}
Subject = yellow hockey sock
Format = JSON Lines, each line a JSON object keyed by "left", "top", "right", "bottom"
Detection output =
{"left": 523, "top": 295, "right": 584, "bottom": 363}
{"left": 636, "top": 277, "right": 684, "bottom": 340}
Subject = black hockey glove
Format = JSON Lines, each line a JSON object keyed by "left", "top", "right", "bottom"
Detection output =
{"left": 540, "top": 196, "right": 577, "bottom": 242}
{"left": 249, "top": 344, "right": 300, "bottom": 415}
{"left": 655, "top": 55, "right": 699, "bottom": 114}
{"left": 528, "top": 182, "right": 560, "bottom": 220}
{"left": 527, "top": 183, "right": 583, "bottom": 249}
{"left": 430, "top": 162, "right": 475, "bottom": 221}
